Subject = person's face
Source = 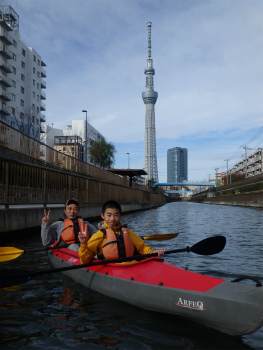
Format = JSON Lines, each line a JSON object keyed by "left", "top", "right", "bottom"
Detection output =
{"left": 64, "top": 204, "right": 79, "bottom": 220}
{"left": 101, "top": 208, "right": 121, "bottom": 228}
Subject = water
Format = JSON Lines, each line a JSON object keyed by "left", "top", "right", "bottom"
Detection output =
{"left": 1, "top": 202, "right": 263, "bottom": 349}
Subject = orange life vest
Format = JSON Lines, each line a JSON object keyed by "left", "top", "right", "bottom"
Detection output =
{"left": 61, "top": 218, "right": 88, "bottom": 245}
{"left": 100, "top": 227, "right": 135, "bottom": 260}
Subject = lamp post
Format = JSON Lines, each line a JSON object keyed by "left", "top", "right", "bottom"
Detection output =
{"left": 127, "top": 153, "right": 130, "bottom": 168}
{"left": 82, "top": 110, "right": 87, "bottom": 162}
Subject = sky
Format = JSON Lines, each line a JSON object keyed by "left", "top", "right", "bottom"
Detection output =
{"left": 2, "top": 0, "right": 263, "bottom": 182}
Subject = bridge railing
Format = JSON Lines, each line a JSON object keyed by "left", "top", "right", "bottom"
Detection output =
{"left": 0, "top": 121, "right": 150, "bottom": 193}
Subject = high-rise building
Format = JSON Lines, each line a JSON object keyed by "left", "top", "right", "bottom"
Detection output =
{"left": 142, "top": 22, "right": 158, "bottom": 182}
{"left": 167, "top": 147, "right": 188, "bottom": 182}
{"left": 0, "top": 5, "right": 46, "bottom": 140}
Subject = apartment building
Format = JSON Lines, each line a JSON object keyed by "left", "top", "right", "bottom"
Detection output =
{"left": 0, "top": 5, "right": 46, "bottom": 140}
{"left": 230, "top": 148, "right": 263, "bottom": 178}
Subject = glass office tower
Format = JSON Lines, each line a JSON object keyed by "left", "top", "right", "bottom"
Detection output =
{"left": 167, "top": 147, "right": 188, "bottom": 182}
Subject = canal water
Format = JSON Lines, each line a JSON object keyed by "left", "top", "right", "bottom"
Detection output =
{"left": 1, "top": 202, "right": 262, "bottom": 350}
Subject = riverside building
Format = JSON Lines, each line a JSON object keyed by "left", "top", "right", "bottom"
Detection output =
{"left": 0, "top": 5, "right": 46, "bottom": 140}
{"left": 167, "top": 147, "right": 188, "bottom": 182}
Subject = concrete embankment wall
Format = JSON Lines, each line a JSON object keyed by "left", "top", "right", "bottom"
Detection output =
{"left": 190, "top": 174, "right": 263, "bottom": 208}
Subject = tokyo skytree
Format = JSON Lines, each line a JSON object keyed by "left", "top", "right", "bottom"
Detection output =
{"left": 142, "top": 22, "right": 158, "bottom": 183}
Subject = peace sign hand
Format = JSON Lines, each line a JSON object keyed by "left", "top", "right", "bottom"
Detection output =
{"left": 42, "top": 209, "right": 50, "bottom": 223}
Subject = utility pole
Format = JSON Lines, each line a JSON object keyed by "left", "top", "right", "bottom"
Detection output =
{"left": 215, "top": 168, "right": 219, "bottom": 186}
{"left": 82, "top": 110, "right": 87, "bottom": 162}
{"left": 224, "top": 159, "right": 230, "bottom": 185}
{"left": 243, "top": 146, "right": 253, "bottom": 178}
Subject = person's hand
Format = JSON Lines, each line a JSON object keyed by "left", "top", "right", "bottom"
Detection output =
{"left": 42, "top": 209, "right": 50, "bottom": 223}
{"left": 78, "top": 223, "right": 88, "bottom": 245}
{"left": 153, "top": 249, "right": 166, "bottom": 257}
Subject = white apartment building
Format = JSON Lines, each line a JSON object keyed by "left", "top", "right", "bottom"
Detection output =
{"left": 40, "top": 120, "right": 105, "bottom": 164}
{"left": 0, "top": 5, "right": 46, "bottom": 140}
{"left": 65, "top": 120, "right": 105, "bottom": 163}
{"left": 230, "top": 148, "right": 263, "bottom": 178}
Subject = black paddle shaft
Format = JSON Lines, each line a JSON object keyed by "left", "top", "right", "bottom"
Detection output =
{"left": 0, "top": 236, "right": 226, "bottom": 288}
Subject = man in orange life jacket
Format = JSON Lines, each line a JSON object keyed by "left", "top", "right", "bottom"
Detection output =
{"left": 41, "top": 198, "right": 97, "bottom": 252}
{"left": 78, "top": 200, "right": 165, "bottom": 263}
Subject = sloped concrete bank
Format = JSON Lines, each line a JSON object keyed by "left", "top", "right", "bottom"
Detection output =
{"left": 203, "top": 192, "right": 263, "bottom": 208}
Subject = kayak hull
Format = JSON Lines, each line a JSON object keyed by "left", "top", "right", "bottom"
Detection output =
{"left": 48, "top": 248, "right": 263, "bottom": 336}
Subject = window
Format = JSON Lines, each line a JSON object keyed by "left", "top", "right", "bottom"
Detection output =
{"left": 33, "top": 79, "right": 35, "bottom": 86}
{"left": 32, "top": 104, "right": 35, "bottom": 111}
{"left": 13, "top": 40, "right": 17, "bottom": 48}
{"left": 20, "top": 112, "right": 24, "bottom": 120}
{"left": 33, "top": 67, "right": 36, "bottom": 74}
{"left": 33, "top": 55, "right": 36, "bottom": 62}
{"left": 21, "top": 61, "right": 25, "bottom": 69}
{"left": 12, "top": 94, "right": 16, "bottom": 101}
{"left": 37, "top": 71, "right": 40, "bottom": 78}
{"left": 37, "top": 59, "right": 40, "bottom": 66}
{"left": 32, "top": 91, "right": 35, "bottom": 98}
{"left": 37, "top": 95, "right": 39, "bottom": 101}
{"left": 21, "top": 86, "right": 24, "bottom": 94}
{"left": 37, "top": 107, "right": 39, "bottom": 113}
{"left": 21, "top": 74, "right": 25, "bottom": 81}
{"left": 37, "top": 83, "right": 40, "bottom": 89}
{"left": 11, "top": 121, "right": 15, "bottom": 127}
{"left": 12, "top": 80, "right": 16, "bottom": 88}
{"left": 12, "top": 53, "right": 16, "bottom": 61}
{"left": 12, "top": 66, "right": 16, "bottom": 74}
{"left": 21, "top": 99, "right": 24, "bottom": 107}
{"left": 36, "top": 119, "right": 39, "bottom": 125}
{"left": 22, "top": 48, "right": 26, "bottom": 56}
{"left": 11, "top": 107, "right": 15, "bottom": 116}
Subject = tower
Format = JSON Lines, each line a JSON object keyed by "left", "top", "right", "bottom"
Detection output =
{"left": 142, "top": 22, "right": 158, "bottom": 182}
{"left": 167, "top": 147, "right": 188, "bottom": 182}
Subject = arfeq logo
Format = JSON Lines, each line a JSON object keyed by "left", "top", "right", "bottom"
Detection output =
{"left": 175, "top": 298, "right": 206, "bottom": 311}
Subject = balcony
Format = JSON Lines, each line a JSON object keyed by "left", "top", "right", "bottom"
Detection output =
{"left": 0, "top": 28, "right": 12, "bottom": 45}
{"left": 41, "top": 79, "right": 46, "bottom": 89}
{"left": 40, "top": 113, "right": 46, "bottom": 122}
{"left": 0, "top": 74, "right": 11, "bottom": 87}
{"left": 0, "top": 59, "right": 11, "bottom": 73}
{"left": 0, "top": 44, "right": 12, "bottom": 59}
{"left": 0, "top": 104, "right": 10, "bottom": 115}
{"left": 41, "top": 67, "right": 46, "bottom": 78}
{"left": 40, "top": 102, "right": 46, "bottom": 111}
{"left": 40, "top": 90, "right": 46, "bottom": 100}
{"left": 0, "top": 90, "right": 11, "bottom": 101}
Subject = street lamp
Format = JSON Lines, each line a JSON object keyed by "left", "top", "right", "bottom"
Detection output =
{"left": 82, "top": 110, "right": 87, "bottom": 162}
{"left": 127, "top": 153, "right": 130, "bottom": 168}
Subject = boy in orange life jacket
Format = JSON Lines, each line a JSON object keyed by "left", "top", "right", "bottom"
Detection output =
{"left": 78, "top": 200, "right": 165, "bottom": 263}
{"left": 41, "top": 198, "right": 97, "bottom": 252}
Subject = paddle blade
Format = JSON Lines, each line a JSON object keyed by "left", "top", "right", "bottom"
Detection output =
{"left": 0, "top": 247, "right": 24, "bottom": 262}
{"left": 190, "top": 236, "right": 226, "bottom": 255}
{"left": 143, "top": 233, "right": 179, "bottom": 241}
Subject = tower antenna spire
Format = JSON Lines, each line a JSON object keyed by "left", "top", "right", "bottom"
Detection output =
{"left": 148, "top": 22, "right": 152, "bottom": 59}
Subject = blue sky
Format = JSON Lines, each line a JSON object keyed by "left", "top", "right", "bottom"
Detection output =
{"left": 4, "top": 0, "right": 263, "bottom": 181}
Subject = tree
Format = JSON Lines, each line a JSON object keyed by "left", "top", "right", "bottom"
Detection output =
{"left": 89, "top": 139, "right": 116, "bottom": 169}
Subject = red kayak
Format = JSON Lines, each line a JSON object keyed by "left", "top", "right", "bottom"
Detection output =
{"left": 48, "top": 247, "right": 263, "bottom": 336}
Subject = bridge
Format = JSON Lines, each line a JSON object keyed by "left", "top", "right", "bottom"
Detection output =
{"left": 152, "top": 182, "right": 217, "bottom": 189}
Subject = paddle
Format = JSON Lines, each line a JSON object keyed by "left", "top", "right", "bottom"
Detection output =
{"left": 0, "top": 233, "right": 179, "bottom": 262}
{"left": 0, "top": 236, "right": 226, "bottom": 288}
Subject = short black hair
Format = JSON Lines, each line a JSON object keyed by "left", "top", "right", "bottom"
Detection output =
{"left": 101, "top": 200, "right": 122, "bottom": 214}
{"left": 65, "top": 198, "right": 79, "bottom": 208}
